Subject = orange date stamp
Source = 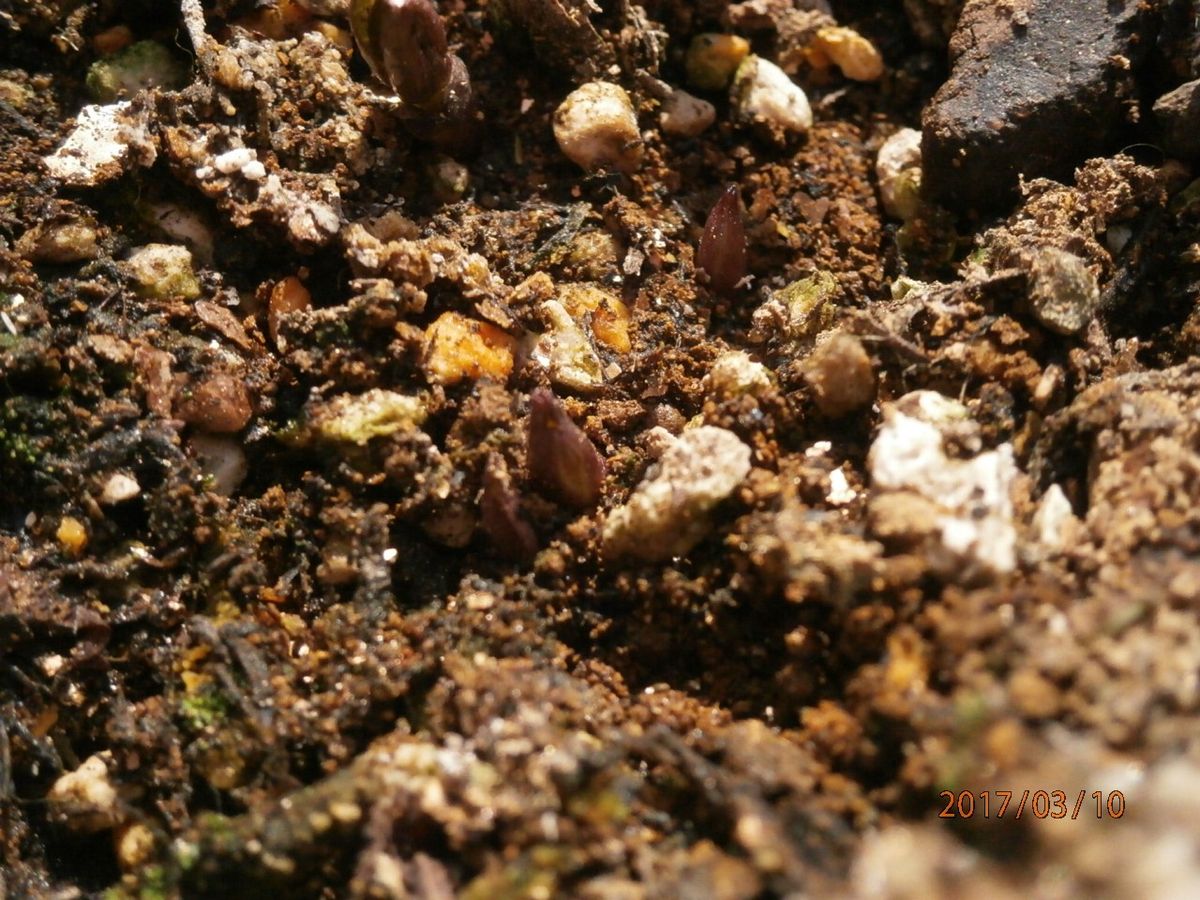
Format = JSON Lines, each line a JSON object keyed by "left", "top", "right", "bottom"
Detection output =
{"left": 938, "top": 789, "right": 1126, "bottom": 820}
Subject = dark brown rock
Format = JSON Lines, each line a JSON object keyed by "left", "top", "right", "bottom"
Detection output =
{"left": 1154, "top": 78, "right": 1200, "bottom": 159}
{"left": 922, "top": 0, "right": 1157, "bottom": 213}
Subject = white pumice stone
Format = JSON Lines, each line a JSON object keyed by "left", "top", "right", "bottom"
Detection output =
{"left": 730, "top": 56, "right": 813, "bottom": 137}
{"left": 553, "top": 82, "right": 643, "bottom": 173}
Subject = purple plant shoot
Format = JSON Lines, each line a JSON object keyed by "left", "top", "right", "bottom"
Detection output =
{"left": 479, "top": 453, "right": 538, "bottom": 562}
{"left": 526, "top": 387, "right": 605, "bottom": 509}
{"left": 697, "top": 184, "right": 747, "bottom": 295}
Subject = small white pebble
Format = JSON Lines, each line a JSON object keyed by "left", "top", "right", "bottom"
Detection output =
{"left": 704, "top": 350, "right": 773, "bottom": 399}
{"left": 38, "top": 653, "right": 66, "bottom": 677}
{"left": 1033, "top": 483, "right": 1077, "bottom": 553}
{"left": 189, "top": 433, "right": 248, "bottom": 496}
{"left": 43, "top": 102, "right": 157, "bottom": 186}
{"left": 1106, "top": 224, "right": 1133, "bottom": 255}
{"left": 553, "top": 81, "right": 643, "bottom": 173}
{"left": 875, "top": 128, "right": 923, "bottom": 220}
{"left": 730, "top": 56, "right": 812, "bottom": 136}
{"left": 99, "top": 472, "right": 141, "bottom": 505}
{"left": 604, "top": 426, "right": 752, "bottom": 560}
{"left": 49, "top": 753, "right": 120, "bottom": 833}
{"left": 530, "top": 299, "right": 605, "bottom": 391}
{"left": 826, "top": 468, "right": 856, "bottom": 505}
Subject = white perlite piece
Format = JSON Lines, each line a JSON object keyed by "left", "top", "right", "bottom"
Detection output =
{"left": 875, "top": 127, "right": 922, "bottom": 221}
{"left": 869, "top": 391, "right": 1018, "bottom": 580}
{"left": 603, "top": 426, "right": 752, "bottom": 561}
{"left": 199, "top": 146, "right": 267, "bottom": 181}
{"left": 43, "top": 102, "right": 157, "bottom": 187}
{"left": 258, "top": 174, "right": 342, "bottom": 246}
{"left": 730, "top": 56, "right": 812, "bottom": 136}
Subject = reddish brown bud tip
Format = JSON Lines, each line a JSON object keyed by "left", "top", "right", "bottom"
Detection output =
{"left": 697, "top": 184, "right": 747, "bottom": 295}
{"left": 480, "top": 454, "right": 538, "bottom": 562}
{"left": 372, "top": 0, "right": 453, "bottom": 110}
{"left": 526, "top": 387, "right": 605, "bottom": 509}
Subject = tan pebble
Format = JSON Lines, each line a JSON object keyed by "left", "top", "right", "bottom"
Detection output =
{"left": 659, "top": 87, "right": 716, "bottom": 138}
{"left": 1027, "top": 248, "right": 1098, "bottom": 335}
{"left": 875, "top": 128, "right": 923, "bottom": 221}
{"left": 125, "top": 243, "right": 201, "bottom": 301}
{"left": 704, "top": 350, "right": 773, "bottom": 399}
{"left": 17, "top": 220, "right": 101, "bottom": 264}
{"left": 93, "top": 25, "right": 134, "bottom": 56}
{"left": 48, "top": 753, "right": 119, "bottom": 833}
{"left": 983, "top": 719, "right": 1024, "bottom": 770}
{"left": 313, "top": 22, "right": 354, "bottom": 52}
{"left": 811, "top": 26, "right": 885, "bottom": 82}
{"left": 1009, "top": 668, "right": 1059, "bottom": 718}
{"left": 189, "top": 433, "right": 248, "bottom": 496}
{"left": 558, "top": 283, "right": 632, "bottom": 353}
{"left": 56, "top": 516, "right": 88, "bottom": 556}
{"left": 328, "top": 801, "right": 362, "bottom": 824}
{"left": 553, "top": 82, "right": 643, "bottom": 174}
{"left": 805, "top": 333, "right": 875, "bottom": 417}
{"left": 685, "top": 34, "right": 751, "bottom": 91}
{"left": 422, "top": 311, "right": 515, "bottom": 385}
{"left": 115, "top": 822, "right": 156, "bottom": 871}
{"left": 144, "top": 202, "right": 214, "bottom": 264}
{"left": 177, "top": 373, "right": 253, "bottom": 433}
{"left": 268, "top": 275, "right": 312, "bottom": 349}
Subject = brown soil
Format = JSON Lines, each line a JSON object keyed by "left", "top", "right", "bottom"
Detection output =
{"left": 2, "top": 1, "right": 1199, "bottom": 898}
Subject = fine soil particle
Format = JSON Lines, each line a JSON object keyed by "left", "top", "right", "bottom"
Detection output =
{"left": 4, "top": 1, "right": 1200, "bottom": 898}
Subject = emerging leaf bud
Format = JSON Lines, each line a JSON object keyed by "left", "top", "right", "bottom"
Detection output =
{"left": 526, "top": 387, "right": 605, "bottom": 509}
{"left": 479, "top": 453, "right": 538, "bottom": 562}
{"left": 697, "top": 184, "right": 747, "bottom": 295}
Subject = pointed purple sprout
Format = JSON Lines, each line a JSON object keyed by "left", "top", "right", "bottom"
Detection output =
{"left": 526, "top": 387, "right": 605, "bottom": 509}
{"left": 479, "top": 453, "right": 538, "bottom": 562}
{"left": 697, "top": 184, "right": 747, "bottom": 295}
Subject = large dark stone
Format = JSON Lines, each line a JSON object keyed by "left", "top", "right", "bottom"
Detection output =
{"left": 922, "top": 0, "right": 1158, "bottom": 214}
{"left": 1155, "top": 78, "right": 1200, "bottom": 159}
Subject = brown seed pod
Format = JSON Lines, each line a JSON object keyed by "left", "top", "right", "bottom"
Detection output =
{"left": 526, "top": 387, "right": 605, "bottom": 509}
{"left": 697, "top": 184, "right": 747, "bottom": 295}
